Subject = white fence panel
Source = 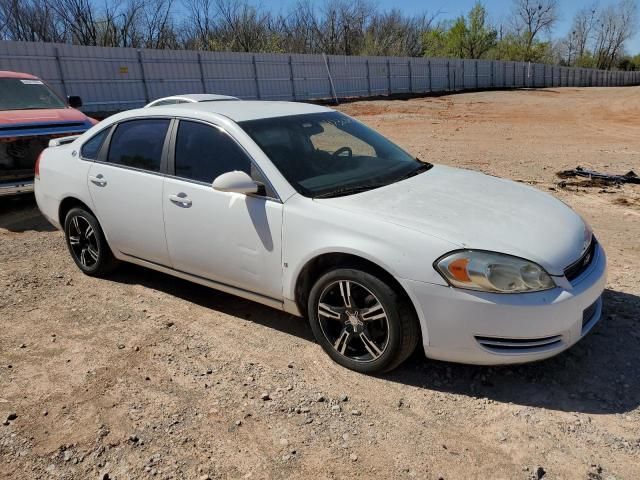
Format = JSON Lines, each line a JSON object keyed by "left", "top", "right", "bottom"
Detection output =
{"left": 0, "top": 40, "right": 638, "bottom": 112}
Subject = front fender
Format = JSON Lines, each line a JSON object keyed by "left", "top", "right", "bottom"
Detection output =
{"left": 281, "top": 196, "right": 453, "bottom": 301}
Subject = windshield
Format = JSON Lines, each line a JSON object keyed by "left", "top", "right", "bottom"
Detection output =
{"left": 0, "top": 78, "right": 67, "bottom": 111}
{"left": 240, "top": 112, "right": 430, "bottom": 198}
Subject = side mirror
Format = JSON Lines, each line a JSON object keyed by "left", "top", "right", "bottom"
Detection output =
{"left": 68, "top": 96, "right": 83, "bottom": 108}
{"left": 212, "top": 170, "right": 259, "bottom": 194}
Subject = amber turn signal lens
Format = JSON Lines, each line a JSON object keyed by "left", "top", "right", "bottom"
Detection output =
{"left": 447, "top": 258, "right": 471, "bottom": 282}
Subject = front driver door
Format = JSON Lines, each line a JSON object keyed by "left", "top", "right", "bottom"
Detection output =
{"left": 162, "top": 119, "right": 283, "bottom": 300}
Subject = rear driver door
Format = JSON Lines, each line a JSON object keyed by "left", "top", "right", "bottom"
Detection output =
{"left": 87, "top": 118, "right": 172, "bottom": 266}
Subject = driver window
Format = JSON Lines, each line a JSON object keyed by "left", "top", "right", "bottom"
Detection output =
{"left": 174, "top": 120, "right": 273, "bottom": 196}
{"left": 308, "top": 121, "right": 375, "bottom": 157}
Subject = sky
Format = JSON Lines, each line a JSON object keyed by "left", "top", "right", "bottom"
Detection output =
{"left": 266, "top": 0, "right": 640, "bottom": 54}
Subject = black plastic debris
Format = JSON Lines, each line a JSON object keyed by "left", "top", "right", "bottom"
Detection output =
{"left": 557, "top": 167, "right": 639, "bottom": 185}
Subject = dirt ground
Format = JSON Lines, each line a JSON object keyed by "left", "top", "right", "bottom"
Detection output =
{"left": 1, "top": 87, "right": 639, "bottom": 480}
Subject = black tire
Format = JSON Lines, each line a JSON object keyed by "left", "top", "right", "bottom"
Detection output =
{"left": 63, "top": 207, "right": 118, "bottom": 276}
{"left": 307, "top": 268, "right": 419, "bottom": 374}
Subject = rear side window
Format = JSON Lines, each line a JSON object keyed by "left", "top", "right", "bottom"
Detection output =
{"left": 174, "top": 120, "right": 252, "bottom": 183}
{"left": 107, "top": 119, "right": 170, "bottom": 172}
{"left": 80, "top": 129, "right": 109, "bottom": 160}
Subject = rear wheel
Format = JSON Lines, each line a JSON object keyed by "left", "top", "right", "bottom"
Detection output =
{"left": 307, "top": 268, "right": 419, "bottom": 374}
{"left": 64, "top": 207, "right": 118, "bottom": 276}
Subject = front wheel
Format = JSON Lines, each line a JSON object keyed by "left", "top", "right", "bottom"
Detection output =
{"left": 64, "top": 207, "right": 118, "bottom": 276}
{"left": 307, "top": 268, "right": 419, "bottom": 374}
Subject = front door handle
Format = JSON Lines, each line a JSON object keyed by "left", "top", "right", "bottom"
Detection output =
{"left": 89, "top": 174, "right": 107, "bottom": 187}
{"left": 168, "top": 193, "right": 192, "bottom": 208}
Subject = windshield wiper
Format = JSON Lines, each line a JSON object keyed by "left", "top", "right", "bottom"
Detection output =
{"left": 313, "top": 183, "right": 387, "bottom": 199}
{"left": 395, "top": 161, "right": 433, "bottom": 183}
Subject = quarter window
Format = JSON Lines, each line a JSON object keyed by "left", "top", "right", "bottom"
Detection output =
{"left": 174, "top": 121, "right": 253, "bottom": 183}
{"left": 80, "top": 128, "right": 109, "bottom": 160}
{"left": 107, "top": 119, "right": 170, "bottom": 172}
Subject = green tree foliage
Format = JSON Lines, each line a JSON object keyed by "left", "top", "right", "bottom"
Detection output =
{"left": 489, "top": 33, "right": 553, "bottom": 63}
{"left": 422, "top": 2, "right": 497, "bottom": 59}
{"left": 616, "top": 53, "right": 640, "bottom": 71}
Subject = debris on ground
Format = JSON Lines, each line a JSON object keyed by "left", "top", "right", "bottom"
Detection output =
{"left": 557, "top": 166, "right": 639, "bottom": 185}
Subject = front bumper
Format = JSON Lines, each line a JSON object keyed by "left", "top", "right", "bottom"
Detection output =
{"left": 402, "top": 243, "right": 607, "bottom": 365}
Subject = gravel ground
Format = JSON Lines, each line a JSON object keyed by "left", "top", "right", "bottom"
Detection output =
{"left": 1, "top": 87, "right": 639, "bottom": 480}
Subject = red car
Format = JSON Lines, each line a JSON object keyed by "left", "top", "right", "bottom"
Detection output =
{"left": 0, "top": 71, "right": 97, "bottom": 196}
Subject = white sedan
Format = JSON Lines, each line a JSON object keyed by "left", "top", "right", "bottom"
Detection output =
{"left": 34, "top": 101, "right": 606, "bottom": 373}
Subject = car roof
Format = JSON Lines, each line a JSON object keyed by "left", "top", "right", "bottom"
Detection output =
{"left": 0, "top": 70, "right": 40, "bottom": 79}
{"left": 162, "top": 100, "right": 334, "bottom": 122}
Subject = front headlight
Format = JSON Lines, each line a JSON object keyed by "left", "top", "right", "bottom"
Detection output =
{"left": 435, "top": 251, "right": 555, "bottom": 293}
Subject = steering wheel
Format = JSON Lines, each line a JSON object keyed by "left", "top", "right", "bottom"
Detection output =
{"left": 332, "top": 146, "right": 353, "bottom": 158}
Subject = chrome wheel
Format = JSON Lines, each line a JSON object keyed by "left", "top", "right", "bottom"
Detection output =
{"left": 317, "top": 280, "right": 390, "bottom": 362}
{"left": 68, "top": 215, "right": 99, "bottom": 268}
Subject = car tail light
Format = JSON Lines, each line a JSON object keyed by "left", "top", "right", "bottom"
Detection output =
{"left": 35, "top": 152, "right": 43, "bottom": 180}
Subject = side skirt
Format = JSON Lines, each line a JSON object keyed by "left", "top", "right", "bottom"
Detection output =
{"left": 119, "top": 252, "right": 286, "bottom": 312}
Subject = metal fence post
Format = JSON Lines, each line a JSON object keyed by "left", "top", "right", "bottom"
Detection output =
{"left": 386, "top": 58, "right": 391, "bottom": 95}
{"left": 513, "top": 62, "right": 516, "bottom": 87}
{"left": 54, "top": 47, "right": 68, "bottom": 99}
{"left": 365, "top": 59, "right": 371, "bottom": 96}
{"left": 427, "top": 59, "right": 432, "bottom": 92}
{"left": 408, "top": 59, "right": 413, "bottom": 93}
{"left": 503, "top": 62, "right": 506, "bottom": 88}
{"left": 251, "top": 54, "right": 261, "bottom": 99}
{"left": 137, "top": 49, "right": 150, "bottom": 104}
{"left": 197, "top": 52, "right": 206, "bottom": 93}
{"left": 447, "top": 61, "right": 450, "bottom": 91}
{"left": 475, "top": 60, "right": 479, "bottom": 89}
{"left": 529, "top": 63, "right": 536, "bottom": 88}
{"left": 288, "top": 55, "right": 296, "bottom": 100}
{"left": 322, "top": 54, "right": 338, "bottom": 103}
{"left": 490, "top": 60, "right": 494, "bottom": 88}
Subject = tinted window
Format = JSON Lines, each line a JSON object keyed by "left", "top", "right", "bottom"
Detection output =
{"left": 174, "top": 121, "right": 252, "bottom": 184}
{"left": 240, "top": 112, "right": 425, "bottom": 198}
{"left": 107, "top": 119, "right": 170, "bottom": 172}
{"left": 80, "top": 128, "right": 109, "bottom": 160}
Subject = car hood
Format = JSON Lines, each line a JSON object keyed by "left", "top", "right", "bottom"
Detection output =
{"left": 0, "top": 107, "right": 90, "bottom": 125}
{"left": 315, "top": 165, "right": 588, "bottom": 275}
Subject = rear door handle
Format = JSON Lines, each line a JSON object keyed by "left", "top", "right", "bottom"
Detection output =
{"left": 168, "top": 193, "right": 192, "bottom": 207}
{"left": 89, "top": 174, "right": 107, "bottom": 187}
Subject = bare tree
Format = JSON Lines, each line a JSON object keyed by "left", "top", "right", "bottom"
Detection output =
{"left": 511, "top": 0, "right": 558, "bottom": 59}
{"left": 593, "top": 0, "right": 638, "bottom": 69}
{"left": 181, "top": 0, "right": 217, "bottom": 49}
{"left": 362, "top": 10, "right": 436, "bottom": 57}
{"left": 50, "top": 0, "right": 100, "bottom": 45}
{"left": 274, "top": 1, "right": 317, "bottom": 53}
{"left": 222, "top": 0, "right": 279, "bottom": 51}
{"left": 140, "top": 0, "right": 178, "bottom": 48}
{"left": 0, "top": 0, "right": 66, "bottom": 42}
{"left": 572, "top": 3, "right": 598, "bottom": 59}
